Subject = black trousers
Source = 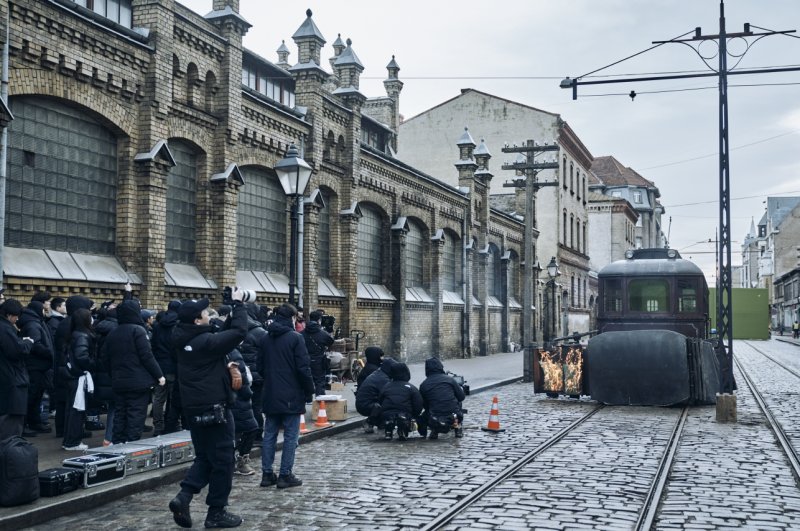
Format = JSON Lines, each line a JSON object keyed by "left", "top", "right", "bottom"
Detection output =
{"left": 166, "top": 381, "right": 185, "bottom": 433}
{"left": 112, "top": 390, "right": 151, "bottom": 444}
{"left": 63, "top": 379, "right": 86, "bottom": 447}
{"left": 25, "top": 370, "right": 49, "bottom": 427}
{"left": 179, "top": 408, "right": 235, "bottom": 508}
{"left": 310, "top": 356, "right": 326, "bottom": 396}
{"left": 250, "top": 382, "right": 264, "bottom": 432}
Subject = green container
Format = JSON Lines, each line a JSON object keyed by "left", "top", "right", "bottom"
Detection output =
{"left": 708, "top": 288, "right": 769, "bottom": 339}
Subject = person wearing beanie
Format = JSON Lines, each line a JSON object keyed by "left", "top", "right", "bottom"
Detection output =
{"left": 18, "top": 300, "right": 55, "bottom": 436}
{"left": 302, "top": 309, "right": 334, "bottom": 397}
{"left": 378, "top": 362, "right": 423, "bottom": 441}
{"left": 0, "top": 299, "right": 34, "bottom": 440}
{"left": 355, "top": 356, "right": 397, "bottom": 434}
{"left": 168, "top": 289, "right": 248, "bottom": 529}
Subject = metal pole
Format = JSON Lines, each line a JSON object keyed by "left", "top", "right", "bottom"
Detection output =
{"left": 297, "top": 196, "right": 305, "bottom": 309}
{"left": 717, "top": 0, "right": 735, "bottom": 393}
{"left": 0, "top": 10, "right": 9, "bottom": 284}
{"left": 288, "top": 195, "right": 299, "bottom": 306}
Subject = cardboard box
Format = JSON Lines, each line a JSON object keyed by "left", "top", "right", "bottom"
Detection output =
{"left": 330, "top": 382, "right": 345, "bottom": 392}
{"left": 310, "top": 399, "right": 348, "bottom": 421}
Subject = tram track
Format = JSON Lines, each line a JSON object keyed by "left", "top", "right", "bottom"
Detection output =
{"left": 422, "top": 402, "right": 690, "bottom": 531}
{"left": 736, "top": 342, "right": 800, "bottom": 484}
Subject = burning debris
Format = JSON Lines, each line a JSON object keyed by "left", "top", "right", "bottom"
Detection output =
{"left": 564, "top": 347, "right": 583, "bottom": 395}
{"left": 540, "top": 349, "right": 564, "bottom": 392}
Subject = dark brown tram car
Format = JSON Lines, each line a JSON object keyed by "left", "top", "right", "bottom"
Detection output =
{"left": 596, "top": 248, "right": 709, "bottom": 339}
{"left": 588, "top": 248, "right": 719, "bottom": 406}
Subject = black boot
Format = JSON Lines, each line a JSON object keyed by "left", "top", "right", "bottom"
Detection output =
{"left": 169, "top": 493, "right": 193, "bottom": 529}
{"left": 204, "top": 507, "right": 243, "bottom": 528}
{"left": 276, "top": 473, "right": 303, "bottom": 489}
{"left": 260, "top": 471, "right": 277, "bottom": 487}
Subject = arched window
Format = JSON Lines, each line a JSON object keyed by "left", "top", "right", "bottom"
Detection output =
{"left": 583, "top": 224, "right": 587, "bottom": 254}
{"left": 487, "top": 243, "right": 502, "bottom": 297}
{"left": 166, "top": 140, "right": 198, "bottom": 264}
{"left": 570, "top": 214, "right": 574, "bottom": 248}
{"left": 577, "top": 276, "right": 582, "bottom": 308}
{"left": 562, "top": 157, "right": 567, "bottom": 189}
{"left": 571, "top": 275, "right": 575, "bottom": 307}
{"left": 337, "top": 135, "right": 346, "bottom": 165}
{"left": 576, "top": 172, "right": 581, "bottom": 200}
{"left": 317, "top": 190, "right": 331, "bottom": 277}
{"left": 237, "top": 166, "right": 287, "bottom": 272}
{"left": 563, "top": 210, "right": 567, "bottom": 244}
{"left": 6, "top": 97, "right": 117, "bottom": 254}
{"left": 507, "top": 251, "right": 519, "bottom": 300}
{"left": 442, "top": 231, "right": 462, "bottom": 293}
{"left": 204, "top": 71, "right": 216, "bottom": 114}
{"left": 576, "top": 219, "right": 581, "bottom": 252}
{"left": 357, "top": 205, "right": 384, "bottom": 284}
{"left": 584, "top": 278, "right": 588, "bottom": 307}
{"left": 187, "top": 63, "right": 199, "bottom": 107}
{"left": 582, "top": 175, "right": 587, "bottom": 202}
{"left": 323, "top": 131, "right": 334, "bottom": 162}
{"left": 405, "top": 219, "right": 426, "bottom": 288}
{"left": 570, "top": 163, "right": 574, "bottom": 194}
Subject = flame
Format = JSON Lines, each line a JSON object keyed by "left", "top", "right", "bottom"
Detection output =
{"left": 540, "top": 349, "right": 564, "bottom": 392}
{"left": 564, "top": 347, "right": 583, "bottom": 395}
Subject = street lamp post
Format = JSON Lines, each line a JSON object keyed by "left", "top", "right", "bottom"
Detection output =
{"left": 544, "top": 256, "right": 560, "bottom": 349}
{"left": 275, "top": 143, "right": 312, "bottom": 307}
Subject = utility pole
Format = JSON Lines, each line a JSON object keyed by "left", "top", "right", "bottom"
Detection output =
{"left": 501, "top": 140, "right": 558, "bottom": 382}
{"left": 560, "top": 0, "right": 800, "bottom": 402}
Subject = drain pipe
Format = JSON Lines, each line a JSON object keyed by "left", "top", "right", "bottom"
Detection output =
{"left": 0, "top": 11, "right": 10, "bottom": 284}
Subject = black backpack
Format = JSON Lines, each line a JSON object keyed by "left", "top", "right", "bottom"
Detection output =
{"left": 0, "top": 436, "right": 40, "bottom": 506}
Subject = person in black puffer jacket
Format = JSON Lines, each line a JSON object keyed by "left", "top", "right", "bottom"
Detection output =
{"left": 257, "top": 303, "right": 315, "bottom": 490}
{"left": 0, "top": 299, "right": 34, "bottom": 441}
{"left": 239, "top": 303, "right": 267, "bottom": 435}
{"left": 151, "top": 301, "right": 180, "bottom": 435}
{"left": 378, "top": 362, "right": 422, "bottom": 441}
{"left": 227, "top": 348, "right": 259, "bottom": 477}
{"left": 302, "top": 310, "right": 334, "bottom": 397}
{"left": 18, "top": 301, "right": 55, "bottom": 434}
{"left": 104, "top": 299, "right": 164, "bottom": 444}
{"left": 355, "top": 357, "right": 396, "bottom": 433}
{"left": 62, "top": 308, "right": 97, "bottom": 450}
{"left": 356, "top": 346, "right": 384, "bottom": 390}
{"left": 419, "top": 357, "right": 466, "bottom": 439}
{"left": 53, "top": 295, "right": 94, "bottom": 439}
{"left": 169, "top": 291, "right": 248, "bottom": 529}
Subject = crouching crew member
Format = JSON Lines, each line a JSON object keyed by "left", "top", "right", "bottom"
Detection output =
{"left": 378, "top": 362, "right": 422, "bottom": 441}
{"left": 419, "top": 358, "right": 466, "bottom": 439}
{"left": 356, "top": 346, "right": 384, "bottom": 390}
{"left": 168, "top": 288, "right": 247, "bottom": 529}
{"left": 355, "top": 356, "right": 396, "bottom": 433}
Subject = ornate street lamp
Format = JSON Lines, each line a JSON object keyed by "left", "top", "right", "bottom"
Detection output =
{"left": 275, "top": 143, "right": 312, "bottom": 306}
{"left": 544, "top": 256, "right": 560, "bottom": 349}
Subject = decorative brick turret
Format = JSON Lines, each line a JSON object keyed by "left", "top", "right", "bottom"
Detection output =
{"left": 292, "top": 9, "right": 326, "bottom": 67}
{"left": 276, "top": 40, "right": 290, "bottom": 69}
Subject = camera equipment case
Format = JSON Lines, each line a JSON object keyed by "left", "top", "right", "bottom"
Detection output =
{"left": 152, "top": 431, "right": 195, "bottom": 468}
{"left": 61, "top": 453, "right": 126, "bottom": 488}
{"left": 86, "top": 442, "right": 160, "bottom": 476}
{"left": 38, "top": 467, "right": 82, "bottom": 497}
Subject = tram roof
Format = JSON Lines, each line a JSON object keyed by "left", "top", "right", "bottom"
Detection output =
{"left": 599, "top": 250, "right": 704, "bottom": 277}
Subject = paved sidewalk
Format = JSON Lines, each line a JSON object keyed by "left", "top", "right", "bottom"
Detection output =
{"left": 0, "top": 350, "right": 523, "bottom": 529}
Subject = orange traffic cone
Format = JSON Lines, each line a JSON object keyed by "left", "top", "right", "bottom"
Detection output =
{"left": 299, "top": 413, "right": 309, "bottom": 434}
{"left": 481, "top": 396, "right": 505, "bottom": 433}
{"left": 314, "top": 401, "right": 333, "bottom": 428}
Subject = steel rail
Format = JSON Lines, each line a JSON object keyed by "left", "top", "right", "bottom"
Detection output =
{"left": 734, "top": 348, "right": 800, "bottom": 485}
{"left": 634, "top": 406, "right": 689, "bottom": 531}
{"left": 421, "top": 405, "right": 604, "bottom": 531}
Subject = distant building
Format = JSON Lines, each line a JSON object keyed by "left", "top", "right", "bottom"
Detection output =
{"left": 586, "top": 190, "right": 638, "bottom": 272}
{"left": 398, "top": 88, "right": 594, "bottom": 338}
{"left": 764, "top": 198, "right": 800, "bottom": 328}
{"left": 589, "top": 156, "right": 666, "bottom": 249}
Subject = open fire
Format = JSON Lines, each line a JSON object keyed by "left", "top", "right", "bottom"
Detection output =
{"left": 540, "top": 349, "right": 564, "bottom": 392}
{"left": 564, "top": 347, "right": 583, "bottom": 395}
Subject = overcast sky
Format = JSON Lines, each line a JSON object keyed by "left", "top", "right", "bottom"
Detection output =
{"left": 182, "top": 0, "right": 800, "bottom": 281}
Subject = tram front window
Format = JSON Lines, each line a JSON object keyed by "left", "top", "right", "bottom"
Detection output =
{"left": 678, "top": 279, "right": 697, "bottom": 313}
{"left": 603, "top": 279, "right": 623, "bottom": 312}
{"left": 628, "top": 279, "right": 669, "bottom": 313}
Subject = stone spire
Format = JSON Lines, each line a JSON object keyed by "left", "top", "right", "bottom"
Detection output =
{"left": 329, "top": 33, "right": 345, "bottom": 70}
{"left": 384, "top": 55, "right": 403, "bottom": 100}
{"left": 292, "top": 9, "right": 326, "bottom": 67}
{"left": 333, "top": 38, "right": 364, "bottom": 90}
{"left": 276, "top": 40, "right": 290, "bottom": 68}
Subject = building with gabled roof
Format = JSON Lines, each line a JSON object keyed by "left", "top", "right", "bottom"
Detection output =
{"left": 590, "top": 155, "right": 666, "bottom": 250}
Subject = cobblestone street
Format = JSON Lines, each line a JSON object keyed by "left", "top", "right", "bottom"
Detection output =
{"left": 24, "top": 339, "right": 800, "bottom": 530}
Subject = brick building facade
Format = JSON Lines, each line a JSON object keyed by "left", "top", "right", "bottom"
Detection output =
{"left": 0, "top": 0, "right": 525, "bottom": 361}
